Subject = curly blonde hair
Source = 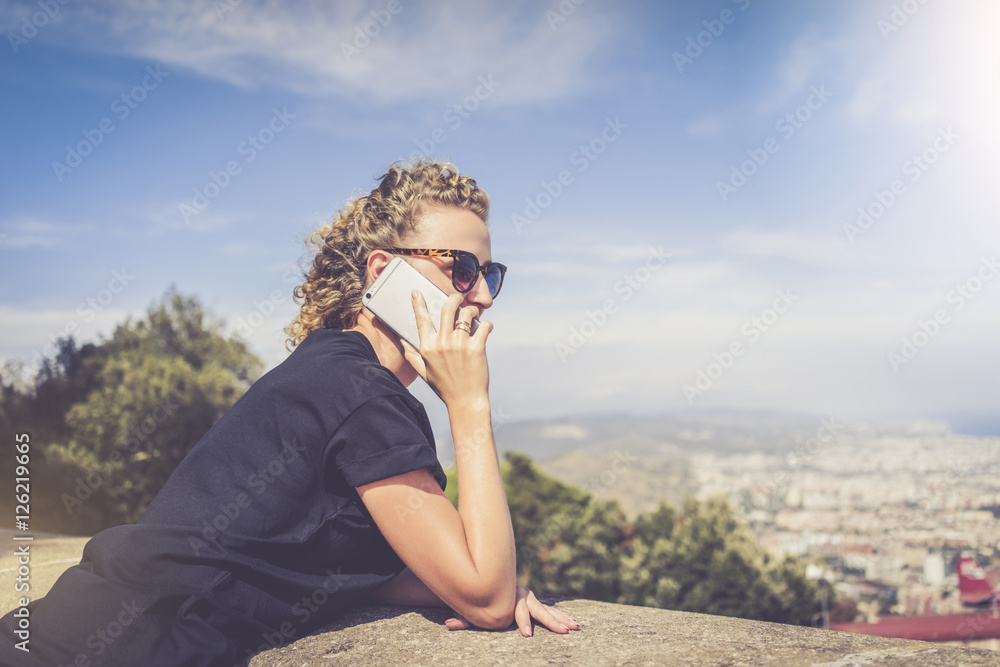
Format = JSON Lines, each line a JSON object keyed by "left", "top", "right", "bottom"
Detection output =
{"left": 285, "top": 160, "right": 490, "bottom": 348}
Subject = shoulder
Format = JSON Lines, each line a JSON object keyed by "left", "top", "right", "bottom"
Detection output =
{"left": 291, "top": 328, "right": 379, "bottom": 369}
{"left": 262, "top": 329, "right": 405, "bottom": 402}
{"left": 226, "top": 328, "right": 435, "bottom": 443}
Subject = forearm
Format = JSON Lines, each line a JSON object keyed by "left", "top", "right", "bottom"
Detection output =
{"left": 448, "top": 397, "right": 516, "bottom": 602}
{"left": 370, "top": 567, "right": 446, "bottom": 607}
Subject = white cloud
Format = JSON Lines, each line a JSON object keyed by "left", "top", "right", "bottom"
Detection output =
{"left": 141, "top": 200, "right": 242, "bottom": 233}
{"left": 27, "top": 0, "right": 620, "bottom": 105}
{"left": 0, "top": 304, "right": 130, "bottom": 368}
{"left": 684, "top": 114, "right": 728, "bottom": 139}
{"left": 724, "top": 229, "right": 847, "bottom": 265}
{"left": 540, "top": 423, "right": 588, "bottom": 440}
{"left": 752, "top": 28, "right": 824, "bottom": 118}
{"left": 0, "top": 218, "right": 96, "bottom": 249}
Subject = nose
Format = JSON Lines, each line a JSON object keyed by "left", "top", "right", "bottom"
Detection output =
{"left": 463, "top": 271, "right": 493, "bottom": 314}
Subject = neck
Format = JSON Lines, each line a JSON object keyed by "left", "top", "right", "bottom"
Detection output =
{"left": 346, "top": 309, "right": 418, "bottom": 387}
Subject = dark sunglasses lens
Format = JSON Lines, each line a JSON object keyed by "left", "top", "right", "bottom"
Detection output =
{"left": 452, "top": 254, "right": 478, "bottom": 291}
{"left": 484, "top": 265, "right": 504, "bottom": 297}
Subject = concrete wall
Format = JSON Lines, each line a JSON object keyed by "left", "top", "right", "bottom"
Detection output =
{"left": 248, "top": 597, "right": 1000, "bottom": 666}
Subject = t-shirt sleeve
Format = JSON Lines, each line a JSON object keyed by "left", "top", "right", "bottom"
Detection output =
{"left": 326, "top": 394, "right": 446, "bottom": 490}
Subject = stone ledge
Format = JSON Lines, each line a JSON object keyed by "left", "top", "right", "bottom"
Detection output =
{"left": 248, "top": 597, "right": 1000, "bottom": 666}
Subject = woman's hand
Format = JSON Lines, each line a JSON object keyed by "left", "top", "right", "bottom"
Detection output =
{"left": 443, "top": 586, "right": 580, "bottom": 637}
{"left": 401, "top": 290, "right": 492, "bottom": 408}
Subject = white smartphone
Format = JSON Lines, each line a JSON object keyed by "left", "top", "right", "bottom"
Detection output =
{"left": 362, "top": 256, "right": 478, "bottom": 350}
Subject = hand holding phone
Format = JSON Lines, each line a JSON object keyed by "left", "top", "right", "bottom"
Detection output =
{"left": 362, "top": 257, "right": 479, "bottom": 350}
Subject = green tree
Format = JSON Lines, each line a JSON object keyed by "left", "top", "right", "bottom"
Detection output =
{"left": 621, "top": 496, "right": 822, "bottom": 625}
{"left": 2, "top": 288, "right": 263, "bottom": 534}
{"left": 633, "top": 501, "right": 675, "bottom": 546}
{"left": 503, "top": 452, "right": 627, "bottom": 601}
{"left": 444, "top": 453, "right": 627, "bottom": 599}
{"left": 1, "top": 339, "right": 106, "bottom": 533}
{"left": 451, "top": 453, "right": 822, "bottom": 625}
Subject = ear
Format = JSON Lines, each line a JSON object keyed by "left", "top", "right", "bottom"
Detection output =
{"left": 366, "top": 249, "right": 393, "bottom": 286}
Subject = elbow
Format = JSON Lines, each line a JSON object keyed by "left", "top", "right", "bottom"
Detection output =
{"left": 466, "top": 603, "right": 515, "bottom": 631}
{"left": 460, "top": 586, "right": 516, "bottom": 631}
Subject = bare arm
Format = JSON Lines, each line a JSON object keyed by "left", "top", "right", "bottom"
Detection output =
{"left": 357, "top": 292, "right": 516, "bottom": 630}
{"left": 370, "top": 567, "right": 447, "bottom": 607}
{"left": 359, "top": 292, "right": 580, "bottom": 636}
{"left": 371, "top": 567, "right": 580, "bottom": 637}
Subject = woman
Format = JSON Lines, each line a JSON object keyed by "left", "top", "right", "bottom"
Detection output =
{"left": 0, "top": 160, "right": 577, "bottom": 666}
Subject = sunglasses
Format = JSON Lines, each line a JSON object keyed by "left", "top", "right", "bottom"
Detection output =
{"left": 389, "top": 248, "right": 507, "bottom": 298}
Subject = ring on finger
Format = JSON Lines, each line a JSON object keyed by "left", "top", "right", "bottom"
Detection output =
{"left": 454, "top": 320, "right": 472, "bottom": 334}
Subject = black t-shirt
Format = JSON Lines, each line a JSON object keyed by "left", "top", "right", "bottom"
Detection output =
{"left": 0, "top": 329, "right": 445, "bottom": 667}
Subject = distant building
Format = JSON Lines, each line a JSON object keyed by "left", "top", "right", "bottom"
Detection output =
{"left": 923, "top": 553, "right": 945, "bottom": 585}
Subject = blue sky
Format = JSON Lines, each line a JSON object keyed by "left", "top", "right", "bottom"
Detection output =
{"left": 2, "top": 0, "right": 999, "bottom": 436}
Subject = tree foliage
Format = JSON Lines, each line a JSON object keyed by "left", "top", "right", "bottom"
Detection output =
{"left": 0, "top": 288, "right": 262, "bottom": 533}
{"left": 503, "top": 452, "right": 627, "bottom": 602}
{"left": 620, "top": 497, "right": 821, "bottom": 624}
{"left": 446, "top": 452, "right": 824, "bottom": 626}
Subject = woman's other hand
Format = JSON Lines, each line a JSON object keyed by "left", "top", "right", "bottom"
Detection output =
{"left": 443, "top": 586, "right": 580, "bottom": 637}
